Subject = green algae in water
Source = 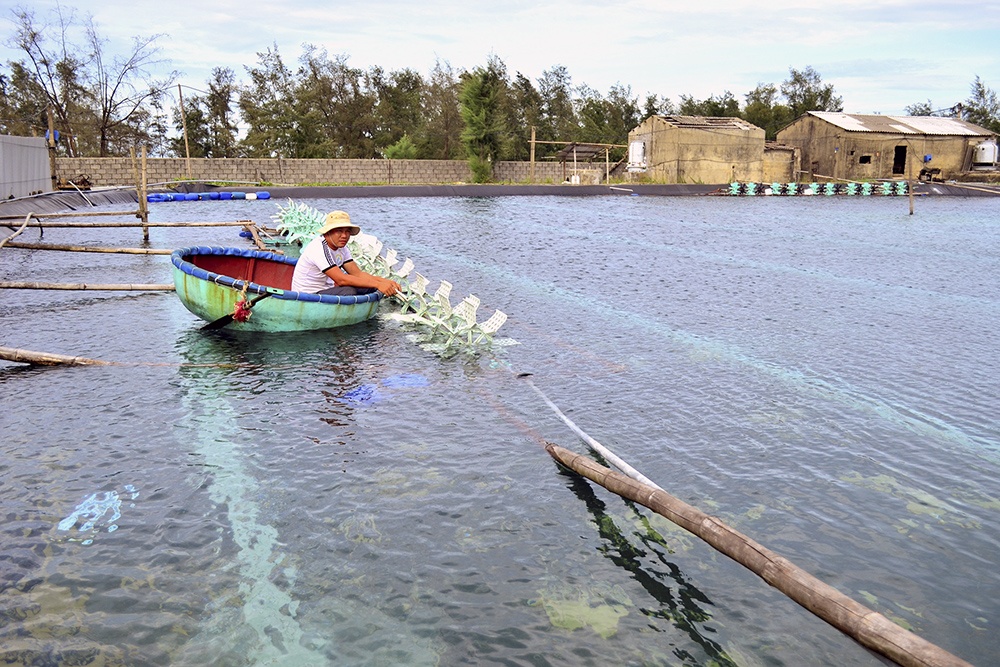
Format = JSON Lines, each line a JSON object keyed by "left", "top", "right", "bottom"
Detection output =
{"left": 842, "top": 472, "right": 981, "bottom": 529}
{"left": 531, "top": 583, "right": 631, "bottom": 638}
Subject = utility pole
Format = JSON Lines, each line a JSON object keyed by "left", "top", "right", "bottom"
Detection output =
{"left": 178, "top": 84, "right": 192, "bottom": 179}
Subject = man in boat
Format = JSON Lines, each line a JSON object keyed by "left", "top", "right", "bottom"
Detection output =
{"left": 291, "top": 211, "right": 401, "bottom": 297}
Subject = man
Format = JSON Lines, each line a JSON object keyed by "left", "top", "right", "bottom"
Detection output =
{"left": 290, "top": 210, "right": 401, "bottom": 297}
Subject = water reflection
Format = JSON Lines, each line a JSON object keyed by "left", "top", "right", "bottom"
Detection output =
{"left": 560, "top": 470, "right": 738, "bottom": 666}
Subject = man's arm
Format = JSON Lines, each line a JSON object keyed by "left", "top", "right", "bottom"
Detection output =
{"left": 323, "top": 260, "right": 401, "bottom": 296}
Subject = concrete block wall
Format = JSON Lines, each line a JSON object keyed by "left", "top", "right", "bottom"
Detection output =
{"left": 56, "top": 157, "right": 581, "bottom": 188}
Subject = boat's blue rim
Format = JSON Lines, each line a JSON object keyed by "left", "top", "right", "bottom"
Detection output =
{"left": 171, "top": 246, "right": 383, "bottom": 305}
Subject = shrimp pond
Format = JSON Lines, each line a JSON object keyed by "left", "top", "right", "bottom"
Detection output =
{"left": 0, "top": 193, "right": 998, "bottom": 666}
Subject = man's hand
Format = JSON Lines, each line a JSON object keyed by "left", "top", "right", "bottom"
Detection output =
{"left": 377, "top": 278, "right": 402, "bottom": 297}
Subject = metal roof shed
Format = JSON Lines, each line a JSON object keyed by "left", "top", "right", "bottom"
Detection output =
{"left": 776, "top": 111, "right": 996, "bottom": 181}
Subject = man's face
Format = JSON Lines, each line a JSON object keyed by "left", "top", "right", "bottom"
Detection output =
{"left": 324, "top": 227, "right": 352, "bottom": 249}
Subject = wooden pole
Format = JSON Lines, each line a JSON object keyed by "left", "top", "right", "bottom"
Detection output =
{"left": 0, "top": 282, "right": 174, "bottom": 290}
{"left": 242, "top": 223, "right": 269, "bottom": 251}
{"left": 47, "top": 107, "right": 58, "bottom": 190}
{"left": 141, "top": 145, "right": 150, "bottom": 233}
{"left": 0, "top": 345, "right": 110, "bottom": 366}
{"left": 129, "top": 147, "right": 149, "bottom": 242}
{"left": 545, "top": 443, "right": 973, "bottom": 667}
{"left": 909, "top": 153, "right": 915, "bottom": 216}
{"left": 3, "top": 242, "right": 172, "bottom": 255}
{"left": 178, "top": 84, "right": 192, "bottom": 179}
{"left": 530, "top": 126, "right": 536, "bottom": 183}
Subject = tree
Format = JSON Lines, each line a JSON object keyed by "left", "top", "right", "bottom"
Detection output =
{"left": 964, "top": 76, "right": 1000, "bottom": 133}
{"left": 904, "top": 100, "right": 934, "bottom": 116}
{"left": 238, "top": 44, "right": 299, "bottom": 157}
{"left": 506, "top": 72, "right": 543, "bottom": 160}
{"left": 420, "top": 59, "right": 463, "bottom": 159}
{"left": 383, "top": 134, "right": 417, "bottom": 159}
{"left": 171, "top": 89, "right": 211, "bottom": 158}
{"left": 643, "top": 93, "right": 676, "bottom": 119}
{"left": 370, "top": 66, "right": 425, "bottom": 155}
{"left": 780, "top": 66, "right": 842, "bottom": 118}
{"left": 459, "top": 57, "right": 508, "bottom": 182}
{"left": 678, "top": 91, "right": 740, "bottom": 117}
{"left": 0, "top": 61, "right": 49, "bottom": 137}
{"left": 7, "top": 5, "right": 90, "bottom": 154}
{"left": 536, "top": 65, "right": 577, "bottom": 157}
{"left": 201, "top": 67, "right": 240, "bottom": 157}
{"left": 86, "top": 22, "right": 176, "bottom": 156}
{"left": 576, "top": 83, "right": 639, "bottom": 157}
{"left": 294, "top": 46, "right": 377, "bottom": 158}
{"left": 6, "top": 5, "right": 176, "bottom": 156}
{"left": 743, "top": 83, "right": 793, "bottom": 140}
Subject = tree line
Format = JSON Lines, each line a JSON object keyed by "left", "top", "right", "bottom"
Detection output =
{"left": 2, "top": 6, "right": 999, "bottom": 181}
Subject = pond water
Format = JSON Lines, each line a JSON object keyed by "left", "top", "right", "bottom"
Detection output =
{"left": 1, "top": 193, "right": 998, "bottom": 666}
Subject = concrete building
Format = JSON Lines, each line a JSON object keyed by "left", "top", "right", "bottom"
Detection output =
{"left": 627, "top": 115, "right": 766, "bottom": 184}
{"left": 776, "top": 111, "right": 997, "bottom": 182}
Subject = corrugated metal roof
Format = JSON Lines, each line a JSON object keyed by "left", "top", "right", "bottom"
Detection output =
{"left": 657, "top": 115, "right": 759, "bottom": 132}
{"left": 808, "top": 111, "right": 993, "bottom": 136}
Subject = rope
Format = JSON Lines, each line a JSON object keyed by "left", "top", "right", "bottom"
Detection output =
{"left": 67, "top": 180, "right": 96, "bottom": 207}
{"left": 0, "top": 213, "right": 36, "bottom": 250}
{"left": 517, "top": 373, "right": 662, "bottom": 490}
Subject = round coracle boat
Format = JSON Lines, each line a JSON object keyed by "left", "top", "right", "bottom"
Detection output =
{"left": 171, "top": 246, "right": 383, "bottom": 332}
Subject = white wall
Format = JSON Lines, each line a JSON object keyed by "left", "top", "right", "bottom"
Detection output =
{"left": 0, "top": 136, "right": 50, "bottom": 198}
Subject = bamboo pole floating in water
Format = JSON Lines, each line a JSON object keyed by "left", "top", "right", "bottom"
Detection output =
{"left": 0, "top": 281, "right": 174, "bottom": 290}
{"left": 3, "top": 242, "right": 172, "bottom": 254}
{"left": 544, "top": 442, "right": 973, "bottom": 667}
{"left": 0, "top": 345, "right": 111, "bottom": 366}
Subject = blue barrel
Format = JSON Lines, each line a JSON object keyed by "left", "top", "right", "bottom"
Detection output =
{"left": 146, "top": 193, "right": 168, "bottom": 202}
{"left": 184, "top": 193, "right": 199, "bottom": 201}
{"left": 208, "top": 192, "right": 221, "bottom": 200}
{"left": 232, "top": 192, "right": 246, "bottom": 199}
{"left": 256, "top": 191, "right": 271, "bottom": 200}
{"left": 219, "top": 192, "right": 233, "bottom": 200}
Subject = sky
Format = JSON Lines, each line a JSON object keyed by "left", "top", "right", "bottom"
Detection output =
{"left": 3, "top": 0, "right": 999, "bottom": 119}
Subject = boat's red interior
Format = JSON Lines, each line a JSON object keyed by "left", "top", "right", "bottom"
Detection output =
{"left": 189, "top": 253, "right": 295, "bottom": 290}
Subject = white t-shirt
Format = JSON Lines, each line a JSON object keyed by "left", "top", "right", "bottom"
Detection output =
{"left": 290, "top": 236, "right": 354, "bottom": 293}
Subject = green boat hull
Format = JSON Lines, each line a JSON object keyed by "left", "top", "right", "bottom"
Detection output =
{"left": 171, "top": 247, "right": 382, "bottom": 332}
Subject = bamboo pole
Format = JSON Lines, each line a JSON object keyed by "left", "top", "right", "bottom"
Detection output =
{"left": 242, "top": 223, "right": 272, "bottom": 251}
{"left": 130, "top": 145, "right": 150, "bottom": 240}
{"left": 6, "top": 220, "right": 248, "bottom": 228}
{"left": 544, "top": 442, "right": 973, "bottom": 667}
{"left": 0, "top": 345, "right": 110, "bottom": 366}
{"left": 0, "top": 210, "right": 139, "bottom": 221}
{"left": 141, "top": 145, "right": 149, "bottom": 226}
{"left": 0, "top": 282, "right": 174, "bottom": 290}
{"left": 3, "top": 242, "right": 172, "bottom": 255}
